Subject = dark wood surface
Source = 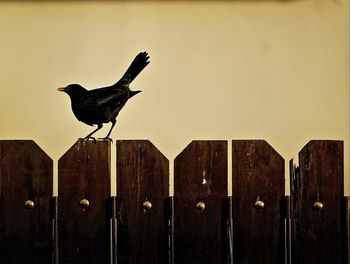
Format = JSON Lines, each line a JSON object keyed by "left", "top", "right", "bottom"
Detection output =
{"left": 0, "top": 138, "right": 347, "bottom": 263}
{"left": 58, "top": 140, "right": 111, "bottom": 264}
{"left": 0, "top": 140, "right": 53, "bottom": 263}
{"left": 232, "top": 140, "right": 285, "bottom": 264}
{"left": 225, "top": 196, "right": 233, "bottom": 264}
{"left": 109, "top": 196, "right": 117, "bottom": 264}
{"left": 291, "top": 140, "right": 344, "bottom": 264}
{"left": 285, "top": 195, "right": 291, "bottom": 264}
{"left": 174, "top": 140, "right": 228, "bottom": 264}
{"left": 50, "top": 196, "right": 58, "bottom": 264}
{"left": 116, "top": 140, "right": 169, "bottom": 264}
{"left": 166, "top": 196, "right": 175, "bottom": 264}
{"left": 344, "top": 196, "right": 350, "bottom": 264}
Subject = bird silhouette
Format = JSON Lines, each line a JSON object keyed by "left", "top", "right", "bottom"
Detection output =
{"left": 58, "top": 51, "right": 149, "bottom": 141}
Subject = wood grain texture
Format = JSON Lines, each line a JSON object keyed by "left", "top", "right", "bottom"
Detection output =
{"left": 285, "top": 195, "right": 291, "bottom": 264}
{"left": 292, "top": 140, "right": 344, "bottom": 264}
{"left": 116, "top": 140, "right": 169, "bottom": 264}
{"left": 232, "top": 140, "right": 285, "bottom": 264}
{"left": 166, "top": 196, "right": 174, "bottom": 264}
{"left": 50, "top": 196, "right": 58, "bottom": 264}
{"left": 0, "top": 140, "right": 53, "bottom": 264}
{"left": 109, "top": 196, "right": 117, "bottom": 264}
{"left": 58, "top": 140, "right": 111, "bottom": 264}
{"left": 226, "top": 196, "right": 233, "bottom": 264}
{"left": 174, "top": 140, "right": 228, "bottom": 264}
{"left": 344, "top": 196, "right": 349, "bottom": 264}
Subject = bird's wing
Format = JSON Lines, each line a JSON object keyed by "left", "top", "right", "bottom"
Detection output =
{"left": 95, "top": 93, "right": 124, "bottom": 107}
{"left": 79, "top": 86, "right": 128, "bottom": 110}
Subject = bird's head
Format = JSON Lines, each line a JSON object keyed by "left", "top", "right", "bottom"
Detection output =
{"left": 57, "top": 84, "right": 87, "bottom": 98}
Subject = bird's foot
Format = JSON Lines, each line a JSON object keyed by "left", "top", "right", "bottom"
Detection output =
{"left": 83, "top": 136, "right": 97, "bottom": 143}
{"left": 98, "top": 137, "right": 113, "bottom": 143}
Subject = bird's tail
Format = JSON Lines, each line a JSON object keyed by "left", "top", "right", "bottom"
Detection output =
{"left": 115, "top": 52, "right": 150, "bottom": 86}
{"left": 129, "top": 90, "right": 142, "bottom": 99}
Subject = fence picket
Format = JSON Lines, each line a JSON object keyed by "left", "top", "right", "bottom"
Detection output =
{"left": 291, "top": 140, "right": 344, "bottom": 264}
{"left": 58, "top": 140, "right": 111, "bottom": 264}
{"left": 0, "top": 140, "right": 53, "bottom": 263}
{"left": 232, "top": 140, "right": 285, "bottom": 264}
{"left": 0, "top": 138, "right": 348, "bottom": 263}
{"left": 174, "top": 140, "right": 228, "bottom": 264}
{"left": 116, "top": 140, "right": 169, "bottom": 264}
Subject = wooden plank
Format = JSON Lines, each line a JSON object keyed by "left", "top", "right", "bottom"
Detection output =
{"left": 289, "top": 159, "right": 300, "bottom": 264}
{"left": 50, "top": 196, "right": 59, "bottom": 264}
{"left": 0, "top": 140, "right": 53, "bottom": 263}
{"left": 289, "top": 159, "right": 298, "bottom": 264}
{"left": 285, "top": 195, "right": 291, "bottom": 264}
{"left": 58, "top": 140, "right": 111, "bottom": 264}
{"left": 344, "top": 196, "right": 350, "bottom": 264}
{"left": 165, "top": 196, "right": 175, "bottom": 264}
{"left": 116, "top": 140, "right": 169, "bottom": 264}
{"left": 232, "top": 140, "right": 285, "bottom": 264}
{"left": 109, "top": 196, "right": 117, "bottom": 264}
{"left": 174, "top": 140, "right": 228, "bottom": 264}
{"left": 225, "top": 196, "right": 233, "bottom": 264}
{"left": 292, "top": 140, "right": 344, "bottom": 264}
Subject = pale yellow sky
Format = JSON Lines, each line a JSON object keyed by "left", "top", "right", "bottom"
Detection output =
{"left": 0, "top": 0, "right": 348, "bottom": 195}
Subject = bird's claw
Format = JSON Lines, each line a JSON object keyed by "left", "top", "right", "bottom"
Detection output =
{"left": 82, "top": 136, "right": 97, "bottom": 143}
{"left": 98, "top": 137, "right": 113, "bottom": 143}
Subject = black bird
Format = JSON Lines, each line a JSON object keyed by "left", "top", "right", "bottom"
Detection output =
{"left": 58, "top": 51, "right": 150, "bottom": 141}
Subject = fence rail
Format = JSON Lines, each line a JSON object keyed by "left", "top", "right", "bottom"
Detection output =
{"left": 0, "top": 139, "right": 348, "bottom": 264}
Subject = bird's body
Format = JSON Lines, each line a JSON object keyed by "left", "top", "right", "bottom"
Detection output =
{"left": 67, "top": 82, "right": 139, "bottom": 126}
{"left": 58, "top": 51, "right": 150, "bottom": 141}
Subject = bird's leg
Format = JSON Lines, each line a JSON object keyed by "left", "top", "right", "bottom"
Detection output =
{"left": 84, "top": 124, "right": 103, "bottom": 142}
{"left": 99, "top": 119, "right": 116, "bottom": 142}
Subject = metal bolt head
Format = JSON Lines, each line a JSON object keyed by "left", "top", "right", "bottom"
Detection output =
{"left": 254, "top": 200, "right": 265, "bottom": 209}
{"left": 142, "top": 201, "right": 152, "bottom": 210}
{"left": 24, "top": 200, "right": 35, "bottom": 209}
{"left": 313, "top": 201, "right": 324, "bottom": 210}
{"left": 196, "top": 201, "right": 206, "bottom": 212}
{"left": 79, "top": 199, "right": 90, "bottom": 209}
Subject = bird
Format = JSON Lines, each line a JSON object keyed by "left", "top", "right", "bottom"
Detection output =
{"left": 58, "top": 51, "right": 150, "bottom": 142}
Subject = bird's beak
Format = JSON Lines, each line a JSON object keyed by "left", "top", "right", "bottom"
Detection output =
{"left": 57, "top": 87, "right": 66, "bottom": 92}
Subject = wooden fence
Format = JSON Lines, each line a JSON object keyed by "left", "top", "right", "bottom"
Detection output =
{"left": 0, "top": 139, "right": 348, "bottom": 264}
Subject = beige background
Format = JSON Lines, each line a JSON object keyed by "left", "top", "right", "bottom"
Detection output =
{"left": 0, "top": 0, "right": 348, "bottom": 196}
